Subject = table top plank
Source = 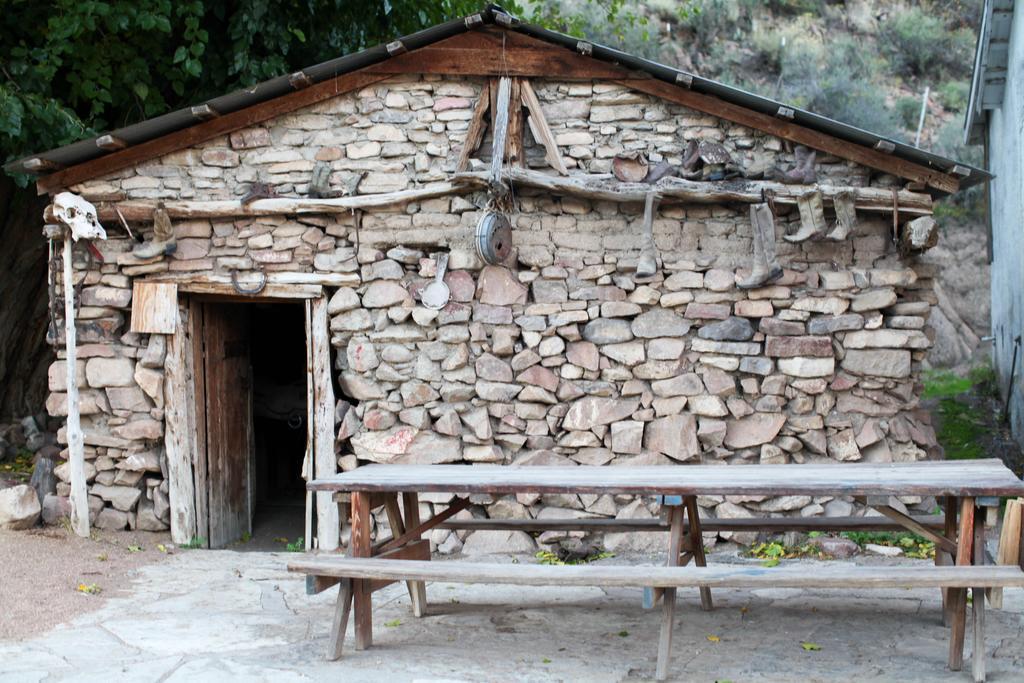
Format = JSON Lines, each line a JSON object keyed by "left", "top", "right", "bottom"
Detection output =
{"left": 309, "top": 459, "right": 1024, "bottom": 497}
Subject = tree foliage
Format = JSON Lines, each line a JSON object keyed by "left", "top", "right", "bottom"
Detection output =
{"left": 0, "top": 0, "right": 636, "bottom": 183}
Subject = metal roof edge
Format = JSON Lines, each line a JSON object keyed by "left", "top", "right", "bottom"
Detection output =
{"left": 6, "top": 2, "right": 990, "bottom": 192}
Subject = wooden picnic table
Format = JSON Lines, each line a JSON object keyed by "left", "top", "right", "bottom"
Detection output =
{"left": 295, "top": 459, "right": 1024, "bottom": 681}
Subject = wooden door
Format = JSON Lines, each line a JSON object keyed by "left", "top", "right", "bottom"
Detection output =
{"left": 201, "top": 303, "right": 253, "bottom": 548}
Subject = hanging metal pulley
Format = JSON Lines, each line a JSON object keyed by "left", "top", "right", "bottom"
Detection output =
{"left": 475, "top": 211, "right": 513, "bottom": 265}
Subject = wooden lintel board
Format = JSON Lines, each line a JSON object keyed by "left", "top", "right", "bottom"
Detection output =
{"left": 172, "top": 281, "right": 323, "bottom": 301}
{"left": 308, "top": 460, "right": 1024, "bottom": 498}
{"left": 287, "top": 558, "right": 1024, "bottom": 590}
{"left": 130, "top": 281, "right": 177, "bottom": 334}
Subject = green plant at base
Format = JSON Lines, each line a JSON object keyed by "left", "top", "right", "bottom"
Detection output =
{"left": 182, "top": 536, "right": 206, "bottom": 549}
{"left": 285, "top": 537, "right": 305, "bottom": 552}
{"left": 841, "top": 531, "right": 935, "bottom": 559}
{"left": 535, "top": 550, "right": 615, "bottom": 565}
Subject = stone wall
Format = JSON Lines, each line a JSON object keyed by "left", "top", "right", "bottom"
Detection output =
{"left": 51, "top": 74, "right": 941, "bottom": 548}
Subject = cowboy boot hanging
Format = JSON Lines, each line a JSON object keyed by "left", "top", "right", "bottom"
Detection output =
{"left": 785, "top": 190, "right": 827, "bottom": 243}
{"left": 738, "top": 202, "right": 783, "bottom": 289}
{"left": 132, "top": 203, "right": 177, "bottom": 259}
{"left": 825, "top": 190, "right": 858, "bottom": 241}
{"left": 636, "top": 190, "right": 660, "bottom": 277}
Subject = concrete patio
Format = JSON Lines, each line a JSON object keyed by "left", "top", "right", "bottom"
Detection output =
{"left": 2, "top": 549, "right": 1022, "bottom": 682}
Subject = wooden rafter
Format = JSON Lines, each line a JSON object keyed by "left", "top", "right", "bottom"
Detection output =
{"left": 615, "top": 78, "right": 959, "bottom": 194}
{"left": 35, "top": 71, "right": 391, "bottom": 195}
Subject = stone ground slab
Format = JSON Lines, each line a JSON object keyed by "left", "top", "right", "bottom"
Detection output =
{"left": 1, "top": 549, "right": 1022, "bottom": 682}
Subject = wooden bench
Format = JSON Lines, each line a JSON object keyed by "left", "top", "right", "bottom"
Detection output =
{"left": 295, "top": 460, "right": 1024, "bottom": 681}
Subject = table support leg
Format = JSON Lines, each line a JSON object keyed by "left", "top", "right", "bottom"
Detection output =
{"left": 948, "top": 496, "right": 975, "bottom": 671}
{"left": 938, "top": 495, "right": 957, "bottom": 626}
{"left": 683, "top": 496, "right": 713, "bottom": 611}
{"left": 656, "top": 505, "right": 686, "bottom": 681}
{"left": 327, "top": 579, "right": 353, "bottom": 660}
{"left": 382, "top": 494, "right": 426, "bottom": 617}
{"left": 402, "top": 492, "right": 428, "bottom": 617}
{"left": 971, "top": 510, "right": 987, "bottom": 683}
{"left": 351, "top": 491, "right": 373, "bottom": 651}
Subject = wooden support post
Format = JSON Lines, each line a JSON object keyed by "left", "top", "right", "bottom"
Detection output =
{"left": 949, "top": 497, "right": 975, "bottom": 671}
{"left": 327, "top": 579, "right": 353, "bottom": 661}
{"left": 971, "top": 510, "right": 986, "bottom": 683}
{"left": 939, "top": 495, "right": 957, "bottom": 626}
{"left": 62, "top": 237, "right": 90, "bottom": 538}
{"left": 311, "top": 296, "right": 339, "bottom": 551}
{"left": 685, "top": 496, "right": 713, "bottom": 611}
{"left": 489, "top": 76, "right": 511, "bottom": 192}
{"left": 402, "top": 492, "right": 428, "bottom": 617}
{"left": 505, "top": 78, "right": 524, "bottom": 167}
{"left": 163, "top": 306, "right": 197, "bottom": 544}
{"left": 351, "top": 491, "right": 373, "bottom": 650}
{"left": 656, "top": 505, "right": 685, "bottom": 681}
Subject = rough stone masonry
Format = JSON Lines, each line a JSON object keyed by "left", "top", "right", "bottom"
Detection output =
{"left": 46, "top": 75, "right": 942, "bottom": 552}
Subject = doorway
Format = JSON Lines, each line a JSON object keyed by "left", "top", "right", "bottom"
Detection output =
{"left": 191, "top": 300, "right": 308, "bottom": 549}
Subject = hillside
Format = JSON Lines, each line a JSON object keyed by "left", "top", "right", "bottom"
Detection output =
{"left": 549, "top": 0, "right": 988, "bottom": 367}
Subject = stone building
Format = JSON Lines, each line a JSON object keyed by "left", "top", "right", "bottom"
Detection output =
{"left": 6, "top": 8, "right": 988, "bottom": 551}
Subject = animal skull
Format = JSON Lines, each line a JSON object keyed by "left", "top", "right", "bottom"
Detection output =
{"left": 52, "top": 192, "right": 107, "bottom": 241}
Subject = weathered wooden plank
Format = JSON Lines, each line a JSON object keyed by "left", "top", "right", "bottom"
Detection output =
{"left": 37, "top": 71, "right": 391, "bottom": 195}
{"left": 614, "top": 78, "right": 960, "bottom": 194}
{"left": 989, "top": 498, "right": 1022, "bottom": 608}
{"left": 312, "top": 296, "right": 339, "bottom": 551}
{"left": 308, "top": 461, "right": 1024, "bottom": 498}
{"left": 304, "top": 300, "right": 314, "bottom": 552}
{"left": 98, "top": 183, "right": 467, "bottom": 221}
{"left": 130, "top": 281, "right": 177, "bottom": 334}
{"left": 454, "top": 168, "right": 935, "bottom": 215}
{"left": 871, "top": 504, "right": 958, "bottom": 555}
{"left": 187, "top": 301, "right": 209, "bottom": 546}
{"left": 286, "top": 559, "right": 1024, "bottom": 590}
{"left": 327, "top": 579, "right": 353, "bottom": 661}
{"left": 375, "top": 497, "right": 471, "bottom": 554}
{"left": 437, "top": 515, "right": 946, "bottom": 533}
{"left": 505, "top": 78, "right": 524, "bottom": 167}
{"left": 401, "top": 492, "right": 428, "bottom": 616}
{"left": 148, "top": 270, "right": 349, "bottom": 287}
{"left": 362, "top": 44, "right": 632, "bottom": 79}
{"left": 489, "top": 77, "right": 511, "bottom": 188}
{"left": 365, "top": 539, "right": 431, "bottom": 593}
{"left": 163, "top": 305, "right": 197, "bottom": 544}
{"left": 174, "top": 281, "right": 324, "bottom": 300}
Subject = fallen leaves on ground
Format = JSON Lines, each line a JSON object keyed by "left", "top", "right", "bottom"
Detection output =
{"left": 801, "top": 642, "right": 822, "bottom": 651}
{"left": 76, "top": 583, "right": 101, "bottom": 595}
{"left": 706, "top": 634, "right": 721, "bottom": 643}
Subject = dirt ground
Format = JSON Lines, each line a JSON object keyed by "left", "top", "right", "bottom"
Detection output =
{"left": 0, "top": 526, "right": 172, "bottom": 641}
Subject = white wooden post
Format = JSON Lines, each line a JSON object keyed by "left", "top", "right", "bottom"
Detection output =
{"left": 63, "top": 237, "right": 90, "bottom": 537}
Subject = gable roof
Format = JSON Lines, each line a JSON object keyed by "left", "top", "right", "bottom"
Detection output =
{"left": 6, "top": 4, "right": 987, "bottom": 196}
{"left": 965, "top": 0, "right": 1014, "bottom": 144}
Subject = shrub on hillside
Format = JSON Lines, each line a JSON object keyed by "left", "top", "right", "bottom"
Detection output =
{"left": 937, "top": 81, "right": 970, "bottom": 113}
{"left": 879, "top": 7, "right": 974, "bottom": 81}
{"left": 896, "top": 96, "right": 922, "bottom": 130}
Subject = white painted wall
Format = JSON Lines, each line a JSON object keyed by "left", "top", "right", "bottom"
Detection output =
{"left": 987, "top": 5, "right": 1024, "bottom": 448}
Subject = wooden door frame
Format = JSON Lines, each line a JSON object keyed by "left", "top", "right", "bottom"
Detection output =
{"left": 163, "top": 284, "right": 339, "bottom": 550}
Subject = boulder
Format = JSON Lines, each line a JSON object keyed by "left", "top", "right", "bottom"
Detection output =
{"left": 582, "top": 319, "right": 634, "bottom": 345}
{"left": 644, "top": 414, "right": 700, "bottom": 461}
{"left": 698, "top": 317, "right": 754, "bottom": 341}
{"left": 632, "top": 309, "right": 691, "bottom": 338}
{"left": 562, "top": 397, "right": 640, "bottom": 431}
{"left": 477, "top": 266, "right": 528, "bottom": 306}
{"left": 0, "top": 484, "right": 41, "bottom": 529}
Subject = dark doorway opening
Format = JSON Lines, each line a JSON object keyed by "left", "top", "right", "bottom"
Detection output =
{"left": 247, "top": 302, "right": 308, "bottom": 550}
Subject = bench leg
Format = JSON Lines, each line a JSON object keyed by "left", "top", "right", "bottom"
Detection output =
{"left": 656, "top": 505, "right": 686, "bottom": 680}
{"left": 403, "top": 492, "right": 428, "bottom": 617}
{"left": 684, "top": 496, "right": 713, "bottom": 612}
{"left": 948, "top": 496, "right": 975, "bottom": 671}
{"left": 327, "top": 579, "right": 353, "bottom": 660}
{"left": 351, "top": 491, "right": 373, "bottom": 651}
{"left": 971, "top": 510, "right": 986, "bottom": 683}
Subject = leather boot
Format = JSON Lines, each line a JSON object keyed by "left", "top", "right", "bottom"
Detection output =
{"left": 738, "top": 203, "right": 783, "bottom": 289}
{"left": 636, "top": 191, "right": 660, "bottom": 277}
{"left": 132, "top": 206, "right": 177, "bottom": 259}
{"left": 782, "top": 145, "right": 817, "bottom": 184}
{"left": 826, "top": 190, "right": 857, "bottom": 241}
{"left": 785, "top": 190, "right": 826, "bottom": 243}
